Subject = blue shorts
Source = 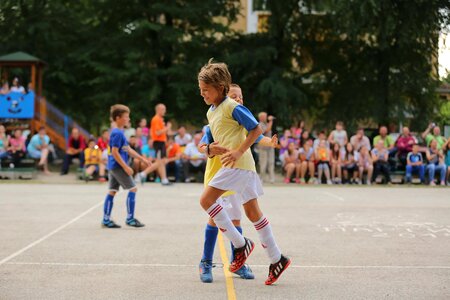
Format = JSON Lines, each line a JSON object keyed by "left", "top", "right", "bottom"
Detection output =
{"left": 28, "top": 149, "right": 42, "bottom": 159}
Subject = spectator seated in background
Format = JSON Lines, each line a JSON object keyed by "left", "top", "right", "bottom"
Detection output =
{"left": 166, "top": 136, "right": 182, "bottom": 182}
{"left": 299, "top": 140, "right": 316, "bottom": 184}
{"left": 443, "top": 140, "right": 450, "bottom": 185}
{"left": 313, "top": 131, "right": 329, "bottom": 150}
{"left": 373, "top": 126, "right": 396, "bottom": 156}
{"left": 8, "top": 129, "right": 26, "bottom": 167}
{"left": 342, "top": 143, "right": 358, "bottom": 184}
{"left": 128, "top": 135, "right": 142, "bottom": 172}
{"left": 135, "top": 138, "right": 171, "bottom": 185}
{"left": 0, "top": 82, "right": 10, "bottom": 95}
{"left": 330, "top": 142, "right": 342, "bottom": 184}
{"left": 328, "top": 121, "right": 348, "bottom": 153}
{"left": 0, "top": 124, "right": 10, "bottom": 161}
{"left": 422, "top": 123, "right": 447, "bottom": 150}
{"left": 97, "top": 129, "right": 109, "bottom": 151}
{"left": 299, "top": 129, "right": 312, "bottom": 148}
{"left": 405, "top": 144, "right": 424, "bottom": 184}
{"left": 138, "top": 118, "right": 149, "bottom": 145}
{"left": 135, "top": 127, "right": 145, "bottom": 148}
{"left": 371, "top": 140, "right": 392, "bottom": 184}
{"left": 61, "top": 128, "right": 86, "bottom": 175}
{"left": 350, "top": 128, "right": 371, "bottom": 151}
{"left": 10, "top": 77, "right": 25, "bottom": 94}
{"left": 426, "top": 139, "right": 446, "bottom": 186}
{"left": 282, "top": 142, "right": 301, "bottom": 184}
{"left": 83, "top": 139, "right": 106, "bottom": 182}
{"left": 27, "top": 126, "right": 51, "bottom": 174}
{"left": 279, "top": 129, "right": 296, "bottom": 165}
{"left": 358, "top": 145, "right": 373, "bottom": 185}
{"left": 316, "top": 140, "right": 332, "bottom": 185}
{"left": 182, "top": 132, "right": 206, "bottom": 182}
{"left": 174, "top": 125, "right": 192, "bottom": 149}
{"left": 395, "top": 126, "right": 416, "bottom": 167}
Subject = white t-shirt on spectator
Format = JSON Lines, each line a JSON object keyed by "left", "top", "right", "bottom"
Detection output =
{"left": 184, "top": 142, "right": 206, "bottom": 167}
{"left": 331, "top": 130, "right": 348, "bottom": 147}
{"left": 10, "top": 86, "right": 25, "bottom": 93}
{"left": 175, "top": 133, "right": 192, "bottom": 146}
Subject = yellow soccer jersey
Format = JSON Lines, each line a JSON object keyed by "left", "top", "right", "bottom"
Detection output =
{"left": 206, "top": 97, "right": 259, "bottom": 172}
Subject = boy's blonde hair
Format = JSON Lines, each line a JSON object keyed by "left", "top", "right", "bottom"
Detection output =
{"left": 110, "top": 104, "right": 130, "bottom": 121}
{"left": 198, "top": 58, "right": 232, "bottom": 97}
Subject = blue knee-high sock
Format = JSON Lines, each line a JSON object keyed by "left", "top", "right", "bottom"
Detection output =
{"left": 103, "top": 194, "right": 114, "bottom": 222}
{"left": 202, "top": 224, "right": 219, "bottom": 262}
{"left": 230, "top": 226, "right": 243, "bottom": 261}
{"left": 126, "top": 191, "right": 136, "bottom": 220}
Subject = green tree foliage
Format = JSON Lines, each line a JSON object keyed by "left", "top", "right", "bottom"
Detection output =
{"left": 292, "top": 0, "right": 450, "bottom": 130}
{"left": 0, "top": 0, "right": 449, "bottom": 133}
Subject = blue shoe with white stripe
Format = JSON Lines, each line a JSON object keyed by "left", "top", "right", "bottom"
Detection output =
{"left": 233, "top": 264, "right": 255, "bottom": 279}
{"left": 199, "top": 260, "right": 213, "bottom": 283}
{"left": 126, "top": 218, "right": 145, "bottom": 227}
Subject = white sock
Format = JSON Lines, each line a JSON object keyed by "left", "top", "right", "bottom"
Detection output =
{"left": 161, "top": 178, "right": 169, "bottom": 184}
{"left": 207, "top": 203, "right": 245, "bottom": 248}
{"left": 253, "top": 216, "right": 281, "bottom": 264}
{"left": 139, "top": 171, "right": 146, "bottom": 177}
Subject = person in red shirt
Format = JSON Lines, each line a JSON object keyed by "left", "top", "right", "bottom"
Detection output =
{"left": 97, "top": 129, "right": 109, "bottom": 151}
{"left": 61, "top": 127, "right": 86, "bottom": 175}
{"left": 150, "top": 103, "right": 171, "bottom": 159}
{"left": 395, "top": 127, "right": 416, "bottom": 166}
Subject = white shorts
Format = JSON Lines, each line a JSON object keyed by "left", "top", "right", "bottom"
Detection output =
{"left": 216, "top": 193, "right": 243, "bottom": 221}
{"left": 209, "top": 168, "right": 263, "bottom": 204}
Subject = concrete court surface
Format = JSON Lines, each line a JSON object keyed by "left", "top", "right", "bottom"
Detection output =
{"left": 0, "top": 183, "right": 449, "bottom": 300}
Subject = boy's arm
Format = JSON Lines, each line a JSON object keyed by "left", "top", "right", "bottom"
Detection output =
{"left": 127, "top": 146, "right": 150, "bottom": 167}
{"left": 257, "top": 135, "right": 279, "bottom": 148}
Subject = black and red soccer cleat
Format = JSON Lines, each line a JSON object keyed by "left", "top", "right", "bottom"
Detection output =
{"left": 265, "top": 254, "right": 291, "bottom": 285}
{"left": 229, "top": 238, "right": 255, "bottom": 273}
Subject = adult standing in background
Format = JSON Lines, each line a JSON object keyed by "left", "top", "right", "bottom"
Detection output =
{"left": 257, "top": 112, "right": 275, "bottom": 184}
{"left": 151, "top": 103, "right": 171, "bottom": 159}
{"left": 422, "top": 123, "right": 447, "bottom": 150}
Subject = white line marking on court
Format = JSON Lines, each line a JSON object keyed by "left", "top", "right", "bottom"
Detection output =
{"left": 322, "top": 191, "right": 345, "bottom": 201}
{"left": 5, "top": 262, "right": 450, "bottom": 270}
{"left": 0, "top": 201, "right": 103, "bottom": 266}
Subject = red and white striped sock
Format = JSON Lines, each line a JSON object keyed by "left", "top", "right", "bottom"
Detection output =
{"left": 253, "top": 216, "right": 282, "bottom": 264}
{"left": 207, "top": 203, "right": 245, "bottom": 248}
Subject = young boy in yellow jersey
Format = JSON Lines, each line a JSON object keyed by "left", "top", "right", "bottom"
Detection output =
{"left": 198, "top": 60, "right": 290, "bottom": 285}
{"left": 198, "top": 84, "right": 278, "bottom": 283}
{"left": 84, "top": 138, "right": 106, "bottom": 182}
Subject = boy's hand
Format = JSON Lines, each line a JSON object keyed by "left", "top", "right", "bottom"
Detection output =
{"left": 124, "top": 166, "right": 134, "bottom": 176}
{"left": 209, "top": 141, "right": 229, "bottom": 156}
{"left": 141, "top": 157, "right": 152, "bottom": 168}
{"left": 270, "top": 134, "right": 279, "bottom": 148}
{"left": 221, "top": 149, "right": 243, "bottom": 168}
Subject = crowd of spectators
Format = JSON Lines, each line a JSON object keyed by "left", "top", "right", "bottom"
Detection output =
{"left": 1, "top": 103, "right": 449, "bottom": 187}
{"left": 277, "top": 121, "right": 450, "bottom": 186}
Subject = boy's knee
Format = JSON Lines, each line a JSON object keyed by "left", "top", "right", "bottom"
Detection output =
{"left": 130, "top": 187, "right": 138, "bottom": 193}
{"left": 108, "top": 191, "right": 117, "bottom": 196}
{"left": 232, "top": 219, "right": 241, "bottom": 227}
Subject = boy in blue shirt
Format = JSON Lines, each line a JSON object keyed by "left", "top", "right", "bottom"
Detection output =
{"left": 405, "top": 144, "right": 425, "bottom": 184}
{"left": 102, "top": 104, "right": 151, "bottom": 228}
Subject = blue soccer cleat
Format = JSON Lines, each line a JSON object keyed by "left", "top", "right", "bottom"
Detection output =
{"left": 199, "top": 260, "right": 213, "bottom": 283}
{"left": 233, "top": 264, "right": 255, "bottom": 280}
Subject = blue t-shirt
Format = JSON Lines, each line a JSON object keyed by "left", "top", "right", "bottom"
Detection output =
{"left": 407, "top": 152, "right": 422, "bottom": 164}
{"left": 27, "top": 134, "right": 50, "bottom": 153}
{"left": 141, "top": 144, "right": 156, "bottom": 159}
{"left": 108, "top": 128, "right": 129, "bottom": 170}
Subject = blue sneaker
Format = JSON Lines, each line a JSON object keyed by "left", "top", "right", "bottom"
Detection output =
{"left": 102, "top": 220, "right": 121, "bottom": 228}
{"left": 126, "top": 218, "right": 145, "bottom": 228}
{"left": 233, "top": 264, "right": 255, "bottom": 280}
{"left": 199, "top": 260, "right": 213, "bottom": 283}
